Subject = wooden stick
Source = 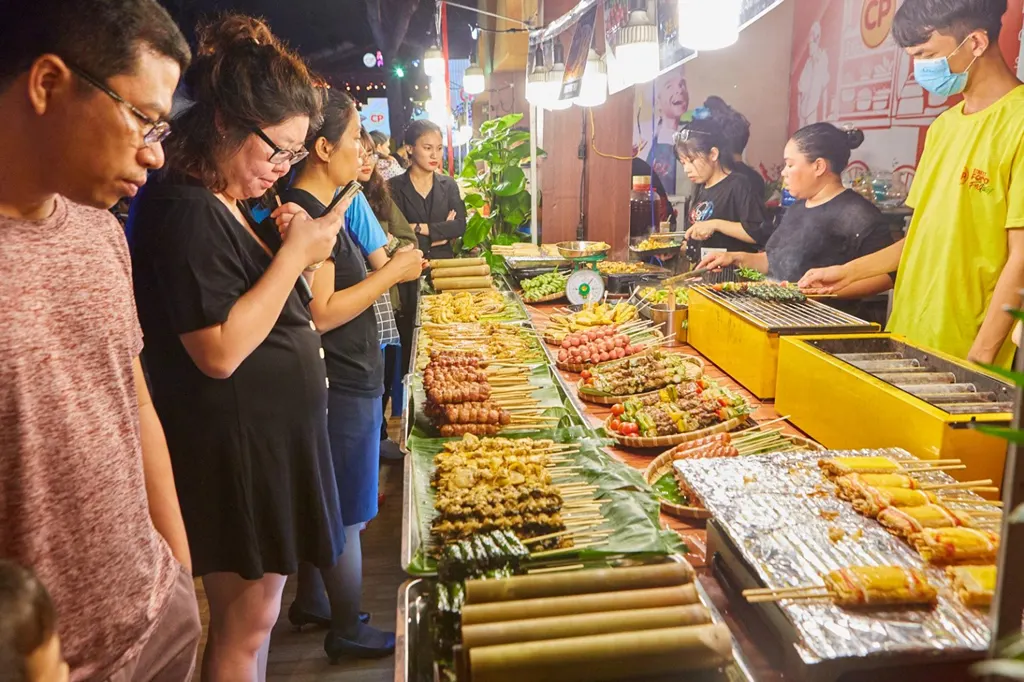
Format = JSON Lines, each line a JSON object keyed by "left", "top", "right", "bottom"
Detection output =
{"left": 530, "top": 539, "right": 610, "bottom": 558}
{"left": 909, "top": 459, "right": 963, "bottom": 466}
{"left": 742, "top": 585, "right": 820, "bottom": 597}
{"left": 969, "top": 510, "right": 1004, "bottom": 518}
{"left": 921, "top": 479, "right": 993, "bottom": 491}
{"left": 745, "top": 590, "right": 830, "bottom": 604}
{"left": 526, "top": 563, "right": 586, "bottom": 575}
{"left": 901, "top": 464, "right": 967, "bottom": 473}
{"left": 735, "top": 416, "right": 791, "bottom": 434}
{"left": 945, "top": 499, "right": 1003, "bottom": 508}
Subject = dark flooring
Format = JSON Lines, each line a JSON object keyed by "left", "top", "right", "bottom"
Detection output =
{"left": 192, "top": 419, "right": 406, "bottom": 682}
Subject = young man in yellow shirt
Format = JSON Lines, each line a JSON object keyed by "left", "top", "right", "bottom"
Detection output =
{"left": 800, "top": 0, "right": 1024, "bottom": 368}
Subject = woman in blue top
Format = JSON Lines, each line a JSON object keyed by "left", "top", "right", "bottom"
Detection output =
{"left": 280, "top": 90, "right": 424, "bottom": 661}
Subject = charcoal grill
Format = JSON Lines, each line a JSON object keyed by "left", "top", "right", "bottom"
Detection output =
{"left": 687, "top": 286, "right": 880, "bottom": 398}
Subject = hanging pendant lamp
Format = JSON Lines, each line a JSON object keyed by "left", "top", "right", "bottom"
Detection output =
{"left": 677, "top": 0, "right": 741, "bottom": 51}
{"left": 615, "top": 0, "right": 659, "bottom": 85}
{"left": 575, "top": 49, "right": 607, "bottom": 107}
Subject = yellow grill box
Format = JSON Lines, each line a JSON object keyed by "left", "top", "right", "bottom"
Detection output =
{"left": 687, "top": 286, "right": 878, "bottom": 399}
{"left": 776, "top": 334, "right": 1013, "bottom": 492}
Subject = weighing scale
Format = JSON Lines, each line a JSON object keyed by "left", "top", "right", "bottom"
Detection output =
{"left": 556, "top": 241, "right": 609, "bottom": 305}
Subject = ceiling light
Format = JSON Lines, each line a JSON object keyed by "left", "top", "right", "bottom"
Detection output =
{"left": 677, "top": 0, "right": 740, "bottom": 50}
{"left": 614, "top": 3, "right": 659, "bottom": 85}
{"left": 575, "top": 49, "right": 607, "bottom": 108}
{"left": 424, "top": 46, "right": 445, "bottom": 78}
{"left": 525, "top": 46, "right": 548, "bottom": 107}
{"left": 543, "top": 42, "right": 572, "bottom": 110}
{"left": 463, "top": 64, "right": 485, "bottom": 95}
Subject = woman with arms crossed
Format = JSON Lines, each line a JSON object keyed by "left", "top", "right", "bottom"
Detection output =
{"left": 699, "top": 124, "right": 894, "bottom": 323}
{"left": 280, "top": 90, "right": 424, "bottom": 660}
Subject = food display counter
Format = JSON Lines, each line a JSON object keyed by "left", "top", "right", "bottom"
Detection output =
{"left": 395, "top": 272, "right": 1010, "bottom": 682}
{"left": 776, "top": 334, "right": 1013, "bottom": 491}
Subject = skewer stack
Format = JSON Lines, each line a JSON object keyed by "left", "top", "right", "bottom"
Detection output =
{"left": 743, "top": 566, "right": 938, "bottom": 608}
{"left": 423, "top": 350, "right": 559, "bottom": 435}
{"left": 430, "top": 435, "right": 609, "bottom": 553}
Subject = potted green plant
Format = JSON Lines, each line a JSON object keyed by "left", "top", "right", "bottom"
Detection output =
{"left": 457, "top": 113, "right": 542, "bottom": 269}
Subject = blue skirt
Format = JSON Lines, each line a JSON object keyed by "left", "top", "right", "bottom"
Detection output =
{"left": 327, "top": 389, "right": 382, "bottom": 526}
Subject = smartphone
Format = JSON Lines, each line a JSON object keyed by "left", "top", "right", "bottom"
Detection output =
{"left": 325, "top": 180, "right": 362, "bottom": 214}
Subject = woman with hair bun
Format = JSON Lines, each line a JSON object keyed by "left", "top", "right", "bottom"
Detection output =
{"left": 128, "top": 14, "right": 348, "bottom": 680}
{"left": 699, "top": 123, "right": 895, "bottom": 323}
{"left": 676, "top": 114, "right": 771, "bottom": 259}
{"left": 702, "top": 96, "right": 765, "bottom": 202}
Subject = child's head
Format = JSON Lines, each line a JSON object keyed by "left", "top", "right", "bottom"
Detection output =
{"left": 0, "top": 562, "right": 68, "bottom": 682}
{"left": 673, "top": 116, "right": 735, "bottom": 185}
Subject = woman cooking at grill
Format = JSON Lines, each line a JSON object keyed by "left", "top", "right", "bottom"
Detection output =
{"left": 698, "top": 123, "right": 895, "bottom": 324}
{"left": 677, "top": 110, "right": 772, "bottom": 263}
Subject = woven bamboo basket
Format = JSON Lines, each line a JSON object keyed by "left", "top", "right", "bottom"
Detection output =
{"left": 644, "top": 434, "right": 825, "bottom": 519}
{"left": 575, "top": 355, "right": 706, "bottom": 405}
{"left": 606, "top": 416, "right": 745, "bottom": 449}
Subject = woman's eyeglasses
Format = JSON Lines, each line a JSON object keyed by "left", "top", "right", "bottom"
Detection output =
{"left": 65, "top": 61, "right": 171, "bottom": 146}
{"left": 251, "top": 127, "right": 309, "bottom": 165}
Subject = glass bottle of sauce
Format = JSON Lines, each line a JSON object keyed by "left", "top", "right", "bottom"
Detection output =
{"left": 629, "top": 176, "right": 655, "bottom": 239}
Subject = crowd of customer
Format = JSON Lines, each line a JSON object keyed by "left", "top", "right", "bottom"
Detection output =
{"left": 0, "top": 1, "right": 466, "bottom": 681}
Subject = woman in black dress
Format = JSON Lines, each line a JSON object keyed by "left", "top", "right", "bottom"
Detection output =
{"left": 677, "top": 115, "right": 772, "bottom": 263}
{"left": 698, "top": 124, "right": 894, "bottom": 323}
{"left": 128, "top": 15, "right": 345, "bottom": 680}
{"left": 279, "top": 91, "right": 423, "bottom": 660}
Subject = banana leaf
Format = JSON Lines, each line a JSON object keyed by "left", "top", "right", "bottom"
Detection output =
{"left": 404, "top": 430, "right": 686, "bottom": 575}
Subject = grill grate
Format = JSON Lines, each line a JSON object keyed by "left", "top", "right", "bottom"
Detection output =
{"left": 833, "top": 351, "right": 1013, "bottom": 414}
{"left": 696, "top": 286, "right": 876, "bottom": 334}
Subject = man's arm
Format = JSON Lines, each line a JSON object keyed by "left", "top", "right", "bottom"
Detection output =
{"left": 799, "top": 239, "right": 905, "bottom": 292}
{"left": 968, "top": 229, "right": 1024, "bottom": 364}
{"left": 132, "top": 357, "right": 191, "bottom": 572}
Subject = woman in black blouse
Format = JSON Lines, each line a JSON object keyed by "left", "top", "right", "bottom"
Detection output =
{"left": 699, "top": 124, "right": 894, "bottom": 323}
{"left": 389, "top": 120, "right": 467, "bottom": 260}
{"left": 279, "top": 91, "right": 423, "bottom": 660}
{"left": 128, "top": 15, "right": 345, "bottom": 680}
{"left": 677, "top": 115, "right": 772, "bottom": 262}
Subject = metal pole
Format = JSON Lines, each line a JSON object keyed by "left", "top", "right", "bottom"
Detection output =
{"left": 439, "top": 0, "right": 534, "bottom": 27}
{"left": 989, "top": 334, "right": 1024, "bottom": 658}
{"left": 529, "top": 104, "right": 539, "bottom": 245}
{"left": 441, "top": 1, "right": 455, "bottom": 177}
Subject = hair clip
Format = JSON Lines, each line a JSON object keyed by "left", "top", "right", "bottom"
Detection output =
{"left": 693, "top": 107, "right": 711, "bottom": 120}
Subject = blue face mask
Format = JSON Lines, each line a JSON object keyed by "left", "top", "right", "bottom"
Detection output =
{"left": 913, "top": 35, "right": 979, "bottom": 97}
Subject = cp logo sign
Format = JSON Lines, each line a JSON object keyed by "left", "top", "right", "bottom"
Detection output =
{"left": 861, "top": 0, "right": 895, "bottom": 49}
{"left": 370, "top": 114, "right": 385, "bottom": 124}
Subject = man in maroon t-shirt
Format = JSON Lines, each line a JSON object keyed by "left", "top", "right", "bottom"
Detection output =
{"left": 0, "top": 2, "right": 201, "bottom": 681}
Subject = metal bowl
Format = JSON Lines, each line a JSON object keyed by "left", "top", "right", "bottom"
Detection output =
{"left": 556, "top": 241, "right": 611, "bottom": 259}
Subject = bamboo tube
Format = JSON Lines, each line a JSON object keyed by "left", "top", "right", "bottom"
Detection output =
{"left": 431, "top": 257, "right": 486, "bottom": 268}
{"left": 467, "top": 623, "right": 733, "bottom": 682}
{"left": 461, "top": 604, "right": 712, "bottom": 649}
{"left": 462, "top": 585, "right": 700, "bottom": 625}
{"left": 465, "top": 562, "right": 695, "bottom": 604}
{"left": 430, "top": 264, "right": 491, "bottom": 278}
{"left": 432, "top": 275, "right": 495, "bottom": 291}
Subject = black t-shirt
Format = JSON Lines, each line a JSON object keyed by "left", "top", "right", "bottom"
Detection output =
{"left": 280, "top": 187, "right": 383, "bottom": 397}
{"left": 766, "top": 190, "right": 893, "bottom": 282}
{"left": 766, "top": 190, "right": 894, "bottom": 325}
{"left": 733, "top": 162, "right": 766, "bottom": 206}
{"left": 689, "top": 172, "right": 771, "bottom": 254}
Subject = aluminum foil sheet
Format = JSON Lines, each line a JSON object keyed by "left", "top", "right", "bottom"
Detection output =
{"left": 675, "top": 449, "right": 996, "bottom": 665}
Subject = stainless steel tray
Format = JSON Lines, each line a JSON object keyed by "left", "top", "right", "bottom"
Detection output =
{"left": 505, "top": 255, "right": 570, "bottom": 270}
{"left": 396, "top": 560, "right": 756, "bottom": 682}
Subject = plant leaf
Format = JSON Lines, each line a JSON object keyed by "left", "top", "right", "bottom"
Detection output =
{"left": 462, "top": 213, "right": 492, "bottom": 249}
{"left": 979, "top": 362, "right": 1024, "bottom": 387}
{"left": 493, "top": 166, "right": 527, "bottom": 196}
{"left": 492, "top": 233, "right": 522, "bottom": 246}
{"left": 463, "top": 192, "right": 485, "bottom": 209}
{"left": 970, "top": 660, "right": 1024, "bottom": 680}
{"left": 974, "top": 424, "right": 1024, "bottom": 444}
